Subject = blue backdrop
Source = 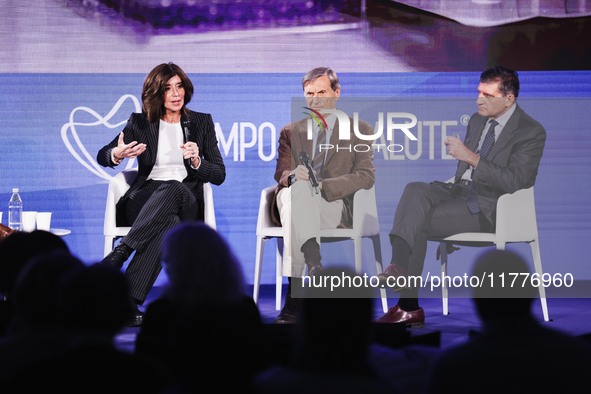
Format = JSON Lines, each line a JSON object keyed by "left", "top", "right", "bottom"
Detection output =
{"left": 1, "top": 71, "right": 590, "bottom": 292}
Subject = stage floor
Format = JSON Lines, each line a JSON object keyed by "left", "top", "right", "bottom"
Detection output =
{"left": 116, "top": 284, "right": 591, "bottom": 353}
{"left": 112, "top": 284, "right": 591, "bottom": 392}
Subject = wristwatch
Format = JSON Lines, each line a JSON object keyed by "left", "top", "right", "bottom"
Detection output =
{"left": 288, "top": 174, "right": 296, "bottom": 187}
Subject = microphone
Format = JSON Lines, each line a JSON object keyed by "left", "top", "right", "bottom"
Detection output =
{"left": 182, "top": 119, "right": 190, "bottom": 143}
{"left": 299, "top": 151, "right": 319, "bottom": 192}
{"left": 182, "top": 119, "right": 191, "bottom": 165}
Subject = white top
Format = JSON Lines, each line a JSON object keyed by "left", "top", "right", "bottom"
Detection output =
{"left": 148, "top": 120, "right": 188, "bottom": 182}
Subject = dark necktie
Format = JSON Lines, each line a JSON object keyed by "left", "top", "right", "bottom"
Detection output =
{"left": 466, "top": 119, "right": 498, "bottom": 214}
{"left": 311, "top": 125, "right": 326, "bottom": 181}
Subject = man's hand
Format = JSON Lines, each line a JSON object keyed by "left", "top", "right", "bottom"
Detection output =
{"left": 444, "top": 135, "right": 479, "bottom": 167}
{"left": 292, "top": 164, "right": 311, "bottom": 181}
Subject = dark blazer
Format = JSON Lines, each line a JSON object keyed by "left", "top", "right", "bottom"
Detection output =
{"left": 97, "top": 110, "right": 225, "bottom": 226}
{"left": 272, "top": 116, "right": 375, "bottom": 227}
{"left": 454, "top": 104, "right": 546, "bottom": 226}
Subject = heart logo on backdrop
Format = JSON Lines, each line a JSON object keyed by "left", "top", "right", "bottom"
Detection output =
{"left": 61, "top": 94, "right": 142, "bottom": 181}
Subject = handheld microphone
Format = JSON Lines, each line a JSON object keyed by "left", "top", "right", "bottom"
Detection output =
{"left": 181, "top": 120, "right": 190, "bottom": 143}
{"left": 299, "top": 151, "right": 319, "bottom": 192}
{"left": 182, "top": 120, "right": 191, "bottom": 165}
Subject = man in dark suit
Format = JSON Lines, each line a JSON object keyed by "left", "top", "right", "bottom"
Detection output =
{"left": 97, "top": 63, "right": 225, "bottom": 326}
{"left": 377, "top": 66, "right": 546, "bottom": 326}
{"left": 272, "top": 67, "right": 375, "bottom": 323}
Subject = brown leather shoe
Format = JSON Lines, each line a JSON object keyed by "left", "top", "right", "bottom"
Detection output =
{"left": 375, "top": 305, "right": 425, "bottom": 328}
{"left": 377, "top": 264, "right": 409, "bottom": 289}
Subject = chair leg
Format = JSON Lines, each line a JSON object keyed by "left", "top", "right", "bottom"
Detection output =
{"left": 253, "top": 236, "right": 265, "bottom": 304}
{"left": 369, "top": 234, "right": 389, "bottom": 313}
{"left": 104, "top": 236, "right": 115, "bottom": 257}
{"left": 275, "top": 238, "right": 284, "bottom": 311}
{"left": 530, "top": 239, "right": 550, "bottom": 322}
{"left": 440, "top": 242, "right": 449, "bottom": 316}
{"left": 353, "top": 237, "right": 363, "bottom": 274}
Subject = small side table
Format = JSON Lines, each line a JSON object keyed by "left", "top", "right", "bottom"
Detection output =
{"left": 50, "top": 228, "right": 71, "bottom": 237}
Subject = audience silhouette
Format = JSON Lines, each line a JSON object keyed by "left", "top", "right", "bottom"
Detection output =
{"left": 2, "top": 228, "right": 591, "bottom": 393}
{"left": 135, "top": 222, "right": 270, "bottom": 393}
{"left": 0, "top": 249, "right": 84, "bottom": 387}
{"left": 426, "top": 249, "right": 591, "bottom": 393}
{"left": 253, "top": 266, "right": 399, "bottom": 393}
{"left": 3, "top": 255, "right": 172, "bottom": 392}
{"left": 0, "top": 230, "right": 70, "bottom": 337}
{"left": 59, "top": 263, "right": 132, "bottom": 337}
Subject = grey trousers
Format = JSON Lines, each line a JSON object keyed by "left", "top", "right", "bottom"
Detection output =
{"left": 390, "top": 181, "right": 488, "bottom": 297}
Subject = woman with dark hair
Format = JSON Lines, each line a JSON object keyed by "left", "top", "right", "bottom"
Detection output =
{"left": 96, "top": 62, "right": 226, "bottom": 326}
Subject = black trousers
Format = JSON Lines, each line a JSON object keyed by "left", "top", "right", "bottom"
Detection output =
{"left": 121, "top": 180, "right": 198, "bottom": 304}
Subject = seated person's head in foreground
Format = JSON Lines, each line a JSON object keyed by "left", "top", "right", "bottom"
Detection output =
{"left": 471, "top": 249, "right": 537, "bottom": 323}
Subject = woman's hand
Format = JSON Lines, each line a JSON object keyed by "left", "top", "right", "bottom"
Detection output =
{"left": 182, "top": 141, "right": 201, "bottom": 167}
{"left": 113, "top": 132, "right": 146, "bottom": 161}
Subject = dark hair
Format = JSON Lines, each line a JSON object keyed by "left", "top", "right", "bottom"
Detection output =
{"left": 142, "top": 62, "right": 194, "bottom": 123}
{"left": 161, "top": 222, "right": 246, "bottom": 305}
{"left": 13, "top": 250, "right": 85, "bottom": 327}
{"left": 480, "top": 66, "right": 520, "bottom": 98}
{"left": 302, "top": 67, "right": 340, "bottom": 91}
{"left": 471, "top": 249, "right": 535, "bottom": 321}
{"left": 59, "top": 264, "right": 131, "bottom": 335}
{"left": 0, "top": 230, "right": 70, "bottom": 298}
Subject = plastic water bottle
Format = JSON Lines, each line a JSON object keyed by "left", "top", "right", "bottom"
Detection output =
{"left": 8, "top": 188, "right": 23, "bottom": 231}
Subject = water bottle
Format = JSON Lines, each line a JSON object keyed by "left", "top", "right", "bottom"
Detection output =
{"left": 8, "top": 188, "right": 23, "bottom": 231}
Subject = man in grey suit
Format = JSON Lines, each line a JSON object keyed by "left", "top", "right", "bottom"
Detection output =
{"left": 377, "top": 66, "right": 546, "bottom": 326}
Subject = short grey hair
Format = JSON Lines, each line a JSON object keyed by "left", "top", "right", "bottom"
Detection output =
{"left": 302, "top": 67, "right": 340, "bottom": 92}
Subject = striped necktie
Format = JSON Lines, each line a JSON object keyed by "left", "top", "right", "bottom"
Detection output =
{"left": 466, "top": 119, "right": 498, "bottom": 214}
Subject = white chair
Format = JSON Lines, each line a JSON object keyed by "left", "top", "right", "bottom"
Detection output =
{"left": 432, "top": 185, "right": 550, "bottom": 322}
{"left": 103, "top": 167, "right": 217, "bottom": 256}
{"left": 252, "top": 184, "right": 389, "bottom": 313}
